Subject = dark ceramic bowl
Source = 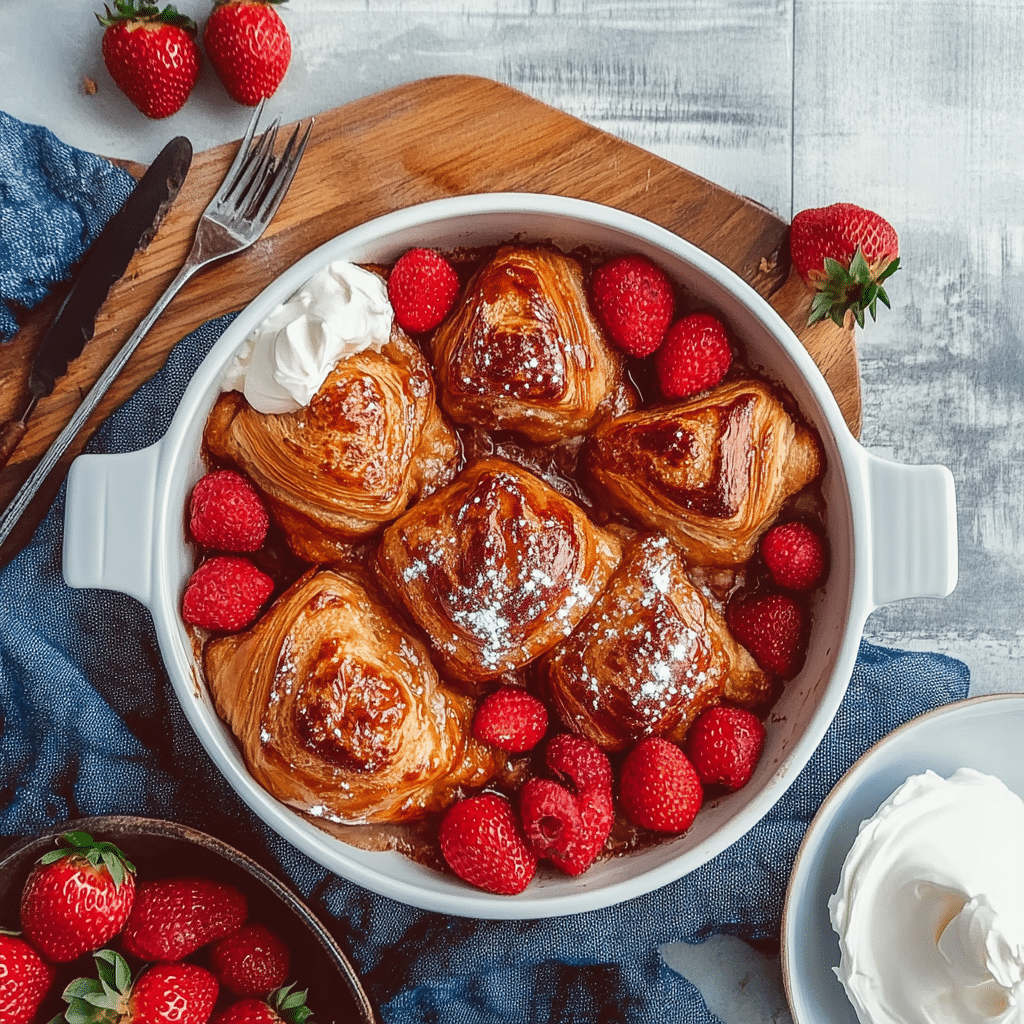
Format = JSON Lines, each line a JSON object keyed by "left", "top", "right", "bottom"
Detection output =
{"left": 0, "top": 816, "right": 377, "bottom": 1024}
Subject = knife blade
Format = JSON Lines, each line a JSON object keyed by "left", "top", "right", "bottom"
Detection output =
{"left": 0, "top": 135, "right": 193, "bottom": 470}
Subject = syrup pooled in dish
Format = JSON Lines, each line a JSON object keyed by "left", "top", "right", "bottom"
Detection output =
{"left": 183, "top": 246, "right": 829, "bottom": 894}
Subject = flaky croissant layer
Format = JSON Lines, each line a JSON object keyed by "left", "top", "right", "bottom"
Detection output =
{"left": 204, "top": 568, "right": 505, "bottom": 825}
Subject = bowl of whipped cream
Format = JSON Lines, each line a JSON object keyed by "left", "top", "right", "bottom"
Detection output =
{"left": 782, "top": 692, "right": 1024, "bottom": 1024}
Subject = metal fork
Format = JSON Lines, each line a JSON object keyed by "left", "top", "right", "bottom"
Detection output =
{"left": 0, "top": 101, "right": 313, "bottom": 548}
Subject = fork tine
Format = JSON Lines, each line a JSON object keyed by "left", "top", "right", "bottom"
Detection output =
{"left": 250, "top": 119, "right": 313, "bottom": 227}
{"left": 225, "top": 120, "right": 281, "bottom": 211}
{"left": 215, "top": 98, "right": 266, "bottom": 203}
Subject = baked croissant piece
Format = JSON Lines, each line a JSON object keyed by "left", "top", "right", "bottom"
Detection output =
{"left": 430, "top": 245, "right": 634, "bottom": 442}
{"left": 376, "top": 457, "right": 623, "bottom": 690}
{"left": 585, "top": 378, "right": 823, "bottom": 566}
{"left": 205, "top": 328, "right": 460, "bottom": 564}
{"left": 204, "top": 568, "right": 503, "bottom": 825}
{"left": 541, "top": 533, "right": 775, "bottom": 752}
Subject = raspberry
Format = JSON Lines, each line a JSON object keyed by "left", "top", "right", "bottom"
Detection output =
{"left": 181, "top": 556, "right": 274, "bottom": 632}
{"left": 590, "top": 254, "right": 675, "bottom": 357}
{"left": 387, "top": 248, "right": 460, "bottom": 333}
{"left": 654, "top": 312, "right": 733, "bottom": 399}
{"left": 685, "top": 706, "right": 766, "bottom": 791}
{"left": 519, "top": 778, "right": 585, "bottom": 867}
{"left": 726, "top": 591, "right": 808, "bottom": 679}
{"left": 518, "top": 734, "right": 613, "bottom": 875}
{"left": 472, "top": 687, "right": 548, "bottom": 752}
{"left": 439, "top": 793, "right": 537, "bottom": 895}
{"left": 760, "top": 521, "right": 827, "bottom": 591}
{"left": 189, "top": 469, "right": 269, "bottom": 553}
{"left": 210, "top": 922, "right": 290, "bottom": 998}
{"left": 618, "top": 736, "right": 703, "bottom": 833}
{"left": 544, "top": 732, "right": 613, "bottom": 799}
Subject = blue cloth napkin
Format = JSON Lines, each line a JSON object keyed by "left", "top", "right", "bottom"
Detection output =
{"left": 0, "top": 112, "right": 971, "bottom": 1024}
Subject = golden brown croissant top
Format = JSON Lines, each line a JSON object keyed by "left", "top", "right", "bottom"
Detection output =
{"left": 204, "top": 328, "right": 460, "bottom": 564}
{"left": 584, "top": 378, "right": 824, "bottom": 566}
{"left": 204, "top": 568, "right": 503, "bottom": 825}
{"left": 541, "top": 533, "right": 775, "bottom": 752}
{"left": 430, "top": 246, "right": 634, "bottom": 442}
{"left": 375, "top": 457, "right": 623, "bottom": 690}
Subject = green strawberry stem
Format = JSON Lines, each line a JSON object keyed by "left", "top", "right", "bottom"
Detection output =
{"left": 55, "top": 949, "right": 133, "bottom": 1024}
{"left": 267, "top": 983, "right": 314, "bottom": 1024}
{"left": 211, "top": 0, "right": 289, "bottom": 7}
{"left": 39, "top": 831, "right": 136, "bottom": 889}
{"left": 806, "top": 247, "right": 900, "bottom": 329}
{"left": 95, "top": 1, "right": 198, "bottom": 32}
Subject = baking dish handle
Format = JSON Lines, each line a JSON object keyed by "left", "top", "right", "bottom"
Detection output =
{"left": 62, "top": 442, "right": 163, "bottom": 609}
{"left": 864, "top": 451, "right": 958, "bottom": 608}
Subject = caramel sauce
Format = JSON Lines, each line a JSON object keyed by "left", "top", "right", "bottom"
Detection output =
{"left": 194, "top": 240, "right": 828, "bottom": 877}
{"left": 296, "top": 638, "right": 406, "bottom": 773}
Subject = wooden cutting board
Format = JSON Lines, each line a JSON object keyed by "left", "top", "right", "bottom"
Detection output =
{"left": 0, "top": 75, "right": 859, "bottom": 564}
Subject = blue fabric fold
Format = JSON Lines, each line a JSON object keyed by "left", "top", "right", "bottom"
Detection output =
{"left": 0, "top": 111, "right": 971, "bottom": 1024}
{"left": 0, "top": 111, "right": 135, "bottom": 343}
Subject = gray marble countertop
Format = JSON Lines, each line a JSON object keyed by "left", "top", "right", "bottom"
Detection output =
{"left": 3, "top": 1, "right": 1020, "bottom": 1021}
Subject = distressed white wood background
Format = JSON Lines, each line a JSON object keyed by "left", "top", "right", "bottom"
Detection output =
{"left": 3, "top": 1, "right": 1022, "bottom": 1021}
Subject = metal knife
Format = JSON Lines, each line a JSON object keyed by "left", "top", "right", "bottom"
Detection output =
{"left": 0, "top": 135, "right": 193, "bottom": 471}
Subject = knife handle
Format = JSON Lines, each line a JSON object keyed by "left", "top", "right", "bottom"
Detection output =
{"left": 0, "top": 419, "right": 27, "bottom": 472}
{"left": 0, "top": 258, "right": 198, "bottom": 550}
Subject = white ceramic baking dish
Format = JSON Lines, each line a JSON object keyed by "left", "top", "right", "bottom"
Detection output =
{"left": 62, "top": 193, "right": 957, "bottom": 919}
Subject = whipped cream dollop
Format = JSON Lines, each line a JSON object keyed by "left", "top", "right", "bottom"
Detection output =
{"left": 224, "top": 260, "right": 393, "bottom": 414}
{"left": 830, "top": 768, "right": 1024, "bottom": 1024}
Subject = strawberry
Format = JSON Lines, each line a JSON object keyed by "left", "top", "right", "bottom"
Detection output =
{"left": 685, "top": 705, "right": 766, "bottom": 791}
{"left": 120, "top": 877, "right": 247, "bottom": 963}
{"left": 203, "top": 0, "right": 291, "bottom": 106}
{"left": 212, "top": 983, "right": 309, "bottom": 1024}
{"left": 386, "top": 248, "right": 460, "bottom": 333}
{"left": 654, "top": 311, "right": 733, "bottom": 399}
{"left": 760, "top": 520, "right": 827, "bottom": 591}
{"left": 726, "top": 591, "right": 808, "bottom": 679}
{"left": 0, "top": 932, "right": 55, "bottom": 1024}
{"left": 96, "top": 1, "right": 201, "bottom": 119}
{"left": 211, "top": 984, "right": 312, "bottom": 1024}
{"left": 58, "top": 949, "right": 218, "bottom": 1024}
{"left": 590, "top": 254, "right": 675, "bottom": 357}
{"left": 181, "top": 556, "right": 274, "bottom": 632}
{"left": 789, "top": 203, "right": 900, "bottom": 328}
{"left": 519, "top": 733, "right": 613, "bottom": 875}
{"left": 471, "top": 687, "right": 548, "bottom": 753}
{"left": 20, "top": 831, "right": 136, "bottom": 964}
{"left": 209, "top": 923, "right": 290, "bottom": 998}
{"left": 190, "top": 470, "right": 270, "bottom": 553}
{"left": 618, "top": 736, "right": 703, "bottom": 834}
{"left": 438, "top": 793, "right": 537, "bottom": 895}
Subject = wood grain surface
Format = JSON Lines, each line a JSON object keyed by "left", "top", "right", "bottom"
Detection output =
{"left": 0, "top": 74, "right": 856, "bottom": 564}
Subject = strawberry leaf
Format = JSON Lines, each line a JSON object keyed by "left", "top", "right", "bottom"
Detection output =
{"left": 804, "top": 245, "right": 900, "bottom": 328}
{"left": 269, "top": 983, "right": 313, "bottom": 1024}
{"left": 848, "top": 246, "right": 870, "bottom": 281}
{"left": 876, "top": 256, "right": 901, "bottom": 283}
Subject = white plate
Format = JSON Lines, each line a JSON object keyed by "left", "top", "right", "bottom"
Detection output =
{"left": 781, "top": 692, "right": 1024, "bottom": 1024}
